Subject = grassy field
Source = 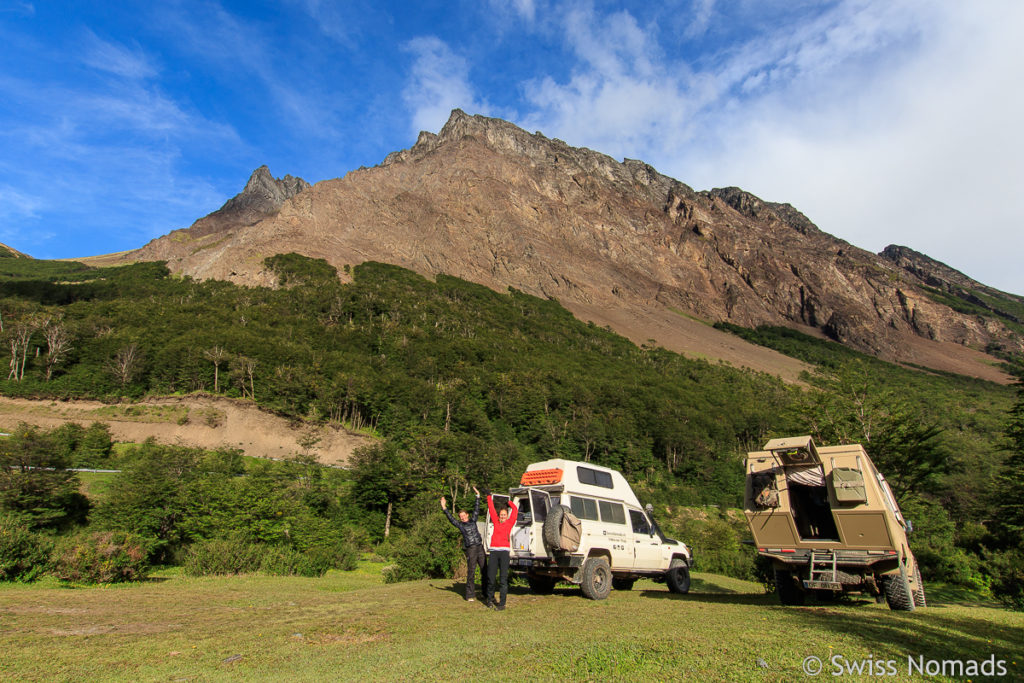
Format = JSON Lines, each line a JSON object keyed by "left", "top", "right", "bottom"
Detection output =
{"left": 1, "top": 565, "right": 1021, "bottom": 682}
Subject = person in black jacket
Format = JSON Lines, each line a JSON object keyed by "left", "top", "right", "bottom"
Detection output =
{"left": 441, "top": 486, "right": 485, "bottom": 601}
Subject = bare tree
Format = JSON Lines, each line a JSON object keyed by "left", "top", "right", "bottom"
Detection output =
{"left": 242, "top": 356, "right": 257, "bottom": 399}
{"left": 202, "top": 346, "right": 228, "bottom": 392}
{"left": 43, "top": 319, "right": 73, "bottom": 381}
{"left": 6, "top": 316, "right": 42, "bottom": 382}
{"left": 107, "top": 343, "right": 143, "bottom": 387}
{"left": 232, "top": 355, "right": 257, "bottom": 399}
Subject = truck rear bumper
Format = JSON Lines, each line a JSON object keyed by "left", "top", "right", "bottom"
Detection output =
{"left": 758, "top": 549, "right": 897, "bottom": 568}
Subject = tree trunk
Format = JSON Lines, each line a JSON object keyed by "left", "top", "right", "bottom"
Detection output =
{"left": 384, "top": 500, "right": 393, "bottom": 538}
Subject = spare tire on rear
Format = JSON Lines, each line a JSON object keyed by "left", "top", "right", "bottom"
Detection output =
{"left": 543, "top": 505, "right": 582, "bottom": 552}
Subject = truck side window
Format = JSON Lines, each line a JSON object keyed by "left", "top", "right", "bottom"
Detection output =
{"left": 629, "top": 509, "right": 651, "bottom": 535}
{"left": 577, "top": 466, "right": 614, "bottom": 489}
{"left": 599, "top": 500, "right": 626, "bottom": 524}
{"left": 570, "top": 496, "right": 599, "bottom": 521}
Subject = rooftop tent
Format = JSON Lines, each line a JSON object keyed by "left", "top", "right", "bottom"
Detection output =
{"left": 785, "top": 464, "right": 826, "bottom": 487}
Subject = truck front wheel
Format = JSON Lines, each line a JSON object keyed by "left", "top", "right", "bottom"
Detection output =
{"left": 580, "top": 557, "right": 612, "bottom": 600}
{"left": 666, "top": 559, "right": 691, "bottom": 594}
{"left": 912, "top": 566, "right": 927, "bottom": 608}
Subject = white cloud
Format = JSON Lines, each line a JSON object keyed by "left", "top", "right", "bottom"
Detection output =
{"left": 81, "top": 31, "right": 157, "bottom": 80}
{"left": 684, "top": 0, "right": 716, "bottom": 40}
{"left": 0, "top": 184, "right": 42, "bottom": 221}
{"left": 292, "top": 0, "right": 353, "bottom": 46}
{"left": 0, "top": 2, "right": 34, "bottom": 16}
{"left": 512, "top": 0, "right": 537, "bottom": 22}
{"left": 486, "top": 0, "right": 539, "bottom": 24}
{"left": 402, "top": 36, "right": 489, "bottom": 135}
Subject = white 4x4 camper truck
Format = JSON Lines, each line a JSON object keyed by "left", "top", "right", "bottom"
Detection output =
{"left": 481, "top": 459, "right": 693, "bottom": 600}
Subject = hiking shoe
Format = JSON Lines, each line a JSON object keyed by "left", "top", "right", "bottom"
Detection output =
{"left": 496, "top": 604, "right": 506, "bottom": 611}
{"left": 466, "top": 597, "right": 476, "bottom": 602}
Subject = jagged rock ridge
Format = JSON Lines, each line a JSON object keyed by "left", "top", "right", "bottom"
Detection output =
{"left": 135, "top": 166, "right": 309, "bottom": 256}
{"left": 124, "top": 110, "right": 1019, "bottom": 382}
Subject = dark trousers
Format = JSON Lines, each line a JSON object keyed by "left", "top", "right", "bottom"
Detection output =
{"left": 486, "top": 549, "right": 510, "bottom": 606}
{"left": 465, "top": 544, "right": 485, "bottom": 599}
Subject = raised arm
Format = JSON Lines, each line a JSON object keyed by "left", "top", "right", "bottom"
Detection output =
{"left": 441, "top": 497, "right": 459, "bottom": 528}
{"left": 487, "top": 494, "right": 497, "bottom": 521}
{"left": 507, "top": 499, "right": 518, "bottom": 521}
{"left": 471, "top": 490, "right": 481, "bottom": 523}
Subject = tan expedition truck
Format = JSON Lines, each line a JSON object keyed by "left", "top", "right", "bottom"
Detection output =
{"left": 744, "top": 436, "right": 925, "bottom": 610}
{"left": 481, "top": 459, "right": 693, "bottom": 600}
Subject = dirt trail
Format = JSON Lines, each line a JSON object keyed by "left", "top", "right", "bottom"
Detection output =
{"left": 0, "top": 395, "right": 372, "bottom": 466}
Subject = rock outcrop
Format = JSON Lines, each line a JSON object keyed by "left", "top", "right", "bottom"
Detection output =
{"left": 123, "top": 110, "right": 1020, "bottom": 382}
{"left": 133, "top": 166, "right": 308, "bottom": 262}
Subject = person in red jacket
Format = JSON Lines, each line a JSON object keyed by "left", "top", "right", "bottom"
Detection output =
{"left": 485, "top": 492, "right": 518, "bottom": 610}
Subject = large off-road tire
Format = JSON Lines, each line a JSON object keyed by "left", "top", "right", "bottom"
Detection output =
{"left": 543, "top": 505, "right": 571, "bottom": 551}
{"left": 775, "top": 569, "right": 806, "bottom": 606}
{"left": 912, "top": 566, "right": 927, "bottom": 608}
{"left": 580, "top": 557, "right": 613, "bottom": 600}
{"left": 612, "top": 577, "right": 636, "bottom": 591}
{"left": 881, "top": 572, "right": 915, "bottom": 611}
{"left": 528, "top": 574, "right": 558, "bottom": 594}
{"left": 666, "top": 558, "right": 691, "bottom": 594}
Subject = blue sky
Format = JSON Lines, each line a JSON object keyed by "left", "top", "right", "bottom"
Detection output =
{"left": 2, "top": 0, "right": 1022, "bottom": 294}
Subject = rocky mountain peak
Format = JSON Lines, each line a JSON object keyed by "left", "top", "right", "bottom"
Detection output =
{"left": 223, "top": 165, "right": 310, "bottom": 216}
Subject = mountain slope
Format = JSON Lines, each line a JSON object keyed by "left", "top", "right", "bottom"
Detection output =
{"left": 0, "top": 242, "right": 30, "bottom": 258}
{"left": 127, "top": 110, "right": 1018, "bottom": 382}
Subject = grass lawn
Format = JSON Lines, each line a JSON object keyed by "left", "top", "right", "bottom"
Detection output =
{"left": 1, "top": 566, "right": 1021, "bottom": 682}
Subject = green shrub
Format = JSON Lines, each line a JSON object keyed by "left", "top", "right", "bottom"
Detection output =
{"left": 181, "top": 538, "right": 263, "bottom": 576}
{"left": 303, "top": 539, "right": 359, "bottom": 572}
{"left": 0, "top": 514, "right": 53, "bottom": 582}
{"left": 382, "top": 513, "right": 462, "bottom": 583}
{"left": 983, "top": 548, "right": 1024, "bottom": 610}
{"left": 258, "top": 545, "right": 327, "bottom": 577}
{"left": 53, "top": 531, "right": 149, "bottom": 584}
{"left": 182, "top": 538, "right": 333, "bottom": 577}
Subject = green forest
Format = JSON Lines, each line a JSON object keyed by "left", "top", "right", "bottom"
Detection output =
{"left": 0, "top": 254, "right": 1021, "bottom": 607}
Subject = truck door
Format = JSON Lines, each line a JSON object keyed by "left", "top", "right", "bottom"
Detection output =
{"left": 512, "top": 489, "right": 551, "bottom": 557}
{"left": 511, "top": 493, "right": 532, "bottom": 555}
{"left": 629, "top": 509, "right": 663, "bottom": 569}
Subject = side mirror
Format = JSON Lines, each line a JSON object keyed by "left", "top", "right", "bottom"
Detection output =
{"left": 905, "top": 519, "right": 914, "bottom": 534}
{"left": 645, "top": 503, "right": 654, "bottom": 514}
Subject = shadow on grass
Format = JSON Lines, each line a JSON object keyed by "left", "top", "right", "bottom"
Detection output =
{"left": 781, "top": 603, "right": 1024, "bottom": 667}
{"left": 639, "top": 590, "right": 774, "bottom": 605}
